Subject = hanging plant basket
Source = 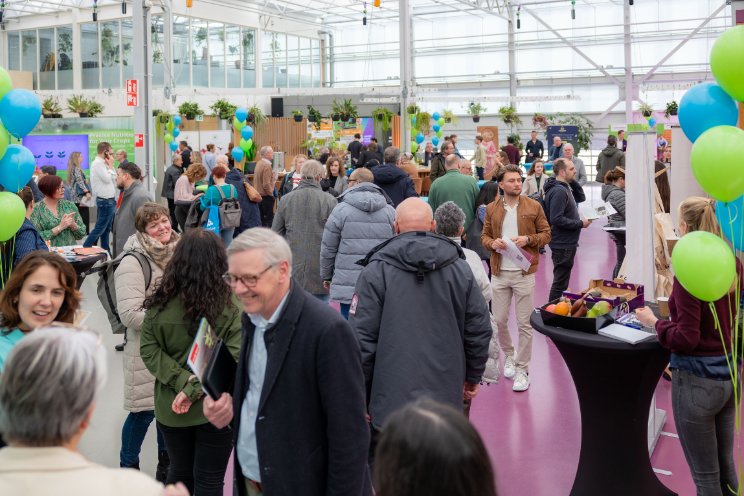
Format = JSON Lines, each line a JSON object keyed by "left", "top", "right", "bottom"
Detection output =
{"left": 79, "top": 112, "right": 89, "bottom": 118}
{"left": 293, "top": 114, "right": 303, "bottom": 122}
{"left": 332, "top": 113, "right": 341, "bottom": 121}
{"left": 472, "top": 116, "right": 480, "bottom": 123}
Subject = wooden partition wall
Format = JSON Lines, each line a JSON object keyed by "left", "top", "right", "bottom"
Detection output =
{"left": 232, "top": 117, "right": 307, "bottom": 171}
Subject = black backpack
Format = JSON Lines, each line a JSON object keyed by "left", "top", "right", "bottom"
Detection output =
{"left": 93, "top": 252, "right": 152, "bottom": 334}
{"left": 529, "top": 191, "right": 549, "bottom": 223}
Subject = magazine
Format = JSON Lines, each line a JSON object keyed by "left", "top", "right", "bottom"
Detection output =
{"left": 186, "top": 318, "right": 219, "bottom": 382}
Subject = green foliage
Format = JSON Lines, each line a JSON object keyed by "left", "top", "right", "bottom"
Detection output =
{"left": 546, "top": 112, "right": 595, "bottom": 155}
{"left": 406, "top": 104, "right": 420, "bottom": 115}
{"left": 247, "top": 105, "right": 266, "bottom": 124}
{"left": 178, "top": 101, "right": 204, "bottom": 119}
{"left": 665, "top": 101, "right": 678, "bottom": 117}
{"left": 638, "top": 103, "right": 654, "bottom": 116}
{"left": 497, "top": 105, "right": 521, "bottom": 125}
{"left": 506, "top": 133, "right": 523, "bottom": 151}
{"left": 41, "top": 96, "right": 62, "bottom": 115}
{"left": 209, "top": 99, "right": 238, "bottom": 120}
{"left": 468, "top": 102, "right": 487, "bottom": 117}
{"left": 87, "top": 100, "right": 104, "bottom": 118}
{"left": 371, "top": 107, "right": 394, "bottom": 133}
{"left": 307, "top": 105, "right": 322, "bottom": 130}
{"left": 442, "top": 109, "right": 458, "bottom": 124}
{"left": 416, "top": 111, "right": 432, "bottom": 134}
{"left": 292, "top": 109, "right": 304, "bottom": 116}
{"left": 66, "top": 95, "right": 90, "bottom": 114}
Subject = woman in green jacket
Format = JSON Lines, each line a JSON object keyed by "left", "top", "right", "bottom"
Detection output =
{"left": 140, "top": 228, "right": 242, "bottom": 496}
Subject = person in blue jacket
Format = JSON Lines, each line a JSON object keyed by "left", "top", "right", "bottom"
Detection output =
{"left": 200, "top": 161, "right": 239, "bottom": 247}
{"left": 1, "top": 186, "right": 48, "bottom": 282}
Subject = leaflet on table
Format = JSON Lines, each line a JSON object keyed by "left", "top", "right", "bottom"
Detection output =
{"left": 494, "top": 237, "right": 533, "bottom": 272}
{"left": 187, "top": 318, "right": 219, "bottom": 382}
{"left": 598, "top": 323, "right": 655, "bottom": 344}
{"left": 580, "top": 201, "right": 617, "bottom": 220}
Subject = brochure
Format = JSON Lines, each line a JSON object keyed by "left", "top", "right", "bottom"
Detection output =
{"left": 580, "top": 201, "right": 618, "bottom": 221}
{"left": 186, "top": 318, "right": 219, "bottom": 382}
{"left": 494, "top": 237, "right": 533, "bottom": 272}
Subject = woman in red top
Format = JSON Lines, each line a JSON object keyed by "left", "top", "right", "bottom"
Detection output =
{"left": 636, "top": 196, "right": 742, "bottom": 496}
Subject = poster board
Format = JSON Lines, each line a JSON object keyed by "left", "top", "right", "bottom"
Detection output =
{"left": 546, "top": 125, "right": 579, "bottom": 152}
{"left": 476, "top": 126, "right": 499, "bottom": 146}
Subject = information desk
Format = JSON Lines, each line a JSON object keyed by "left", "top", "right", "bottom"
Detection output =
{"left": 530, "top": 310, "right": 675, "bottom": 496}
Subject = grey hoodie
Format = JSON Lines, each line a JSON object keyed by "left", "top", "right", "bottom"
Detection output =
{"left": 601, "top": 183, "right": 626, "bottom": 224}
{"left": 350, "top": 231, "right": 491, "bottom": 429}
{"left": 320, "top": 183, "right": 396, "bottom": 303}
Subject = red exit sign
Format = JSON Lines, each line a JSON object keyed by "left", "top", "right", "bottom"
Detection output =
{"left": 126, "top": 79, "right": 138, "bottom": 107}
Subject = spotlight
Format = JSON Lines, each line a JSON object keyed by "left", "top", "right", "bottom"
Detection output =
{"left": 92, "top": 12, "right": 98, "bottom": 21}
{"left": 121, "top": 1, "right": 126, "bottom": 13}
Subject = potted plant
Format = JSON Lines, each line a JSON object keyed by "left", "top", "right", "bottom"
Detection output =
{"left": 664, "top": 101, "right": 678, "bottom": 118}
{"left": 498, "top": 105, "right": 521, "bottom": 126}
{"left": 331, "top": 99, "right": 344, "bottom": 121}
{"left": 87, "top": 100, "right": 104, "bottom": 118}
{"left": 638, "top": 103, "right": 654, "bottom": 118}
{"left": 178, "top": 101, "right": 203, "bottom": 120}
{"left": 153, "top": 109, "right": 170, "bottom": 124}
{"left": 416, "top": 111, "right": 432, "bottom": 134}
{"left": 442, "top": 109, "right": 457, "bottom": 124}
{"left": 209, "top": 99, "right": 238, "bottom": 121}
{"left": 42, "top": 97, "right": 62, "bottom": 118}
{"left": 406, "top": 103, "right": 420, "bottom": 115}
{"left": 247, "top": 105, "right": 266, "bottom": 124}
{"left": 371, "top": 107, "right": 393, "bottom": 133}
{"left": 532, "top": 113, "right": 548, "bottom": 129}
{"left": 66, "top": 95, "right": 91, "bottom": 117}
{"left": 467, "top": 102, "right": 486, "bottom": 123}
{"left": 292, "top": 110, "right": 304, "bottom": 122}
{"left": 307, "top": 105, "right": 322, "bottom": 129}
{"left": 341, "top": 98, "right": 358, "bottom": 122}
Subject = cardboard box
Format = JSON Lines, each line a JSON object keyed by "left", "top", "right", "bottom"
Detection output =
{"left": 563, "top": 279, "right": 644, "bottom": 313}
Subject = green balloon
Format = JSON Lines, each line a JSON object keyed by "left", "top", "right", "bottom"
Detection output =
{"left": 164, "top": 133, "right": 173, "bottom": 144}
{"left": 0, "top": 67, "right": 12, "bottom": 102}
{"left": 438, "top": 117, "right": 445, "bottom": 126}
{"left": 195, "top": 184, "right": 208, "bottom": 192}
{"left": 410, "top": 141, "right": 419, "bottom": 154}
{"left": 671, "top": 231, "right": 736, "bottom": 302}
{"left": 436, "top": 130, "right": 443, "bottom": 138}
{"left": 0, "top": 121, "right": 9, "bottom": 161}
{"left": 240, "top": 138, "right": 252, "bottom": 153}
{"left": 166, "top": 118, "right": 175, "bottom": 132}
{"left": 711, "top": 25, "right": 744, "bottom": 102}
{"left": 234, "top": 117, "right": 245, "bottom": 131}
{"left": 0, "top": 192, "right": 25, "bottom": 242}
{"left": 690, "top": 125, "right": 744, "bottom": 202}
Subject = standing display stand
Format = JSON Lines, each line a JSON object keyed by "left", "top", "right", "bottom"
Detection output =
{"left": 669, "top": 125, "right": 705, "bottom": 228}
{"left": 624, "top": 131, "right": 667, "bottom": 455}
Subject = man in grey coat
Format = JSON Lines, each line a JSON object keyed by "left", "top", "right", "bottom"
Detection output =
{"left": 112, "top": 162, "right": 153, "bottom": 257}
{"left": 349, "top": 197, "right": 492, "bottom": 465}
{"left": 320, "top": 167, "right": 395, "bottom": 319}
{"left": 273, "top": 160, "right": 338, "bottom": 300}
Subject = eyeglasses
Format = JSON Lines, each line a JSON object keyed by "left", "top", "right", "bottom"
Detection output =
{"left": 348, "top": 179, "right": 358, "bottom": 184}
{"left": 222, "top": 265, "right": 275, "bottom": 288}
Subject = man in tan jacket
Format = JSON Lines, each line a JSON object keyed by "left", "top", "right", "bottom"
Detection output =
{"left": 481, "top": 165, "right": 551, "bottom": 392}
{"left": 254, "top": 146, "right": 275, "bottom": 227}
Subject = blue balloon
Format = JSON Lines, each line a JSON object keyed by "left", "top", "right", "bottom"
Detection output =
{"left": 243, "top": 126, "right": 254, "bottom": 140}
{"left": 648, "top": 118, "right": 656, "bottom": 128}
{"left": 415, "top": 133, "right": 424, "bottom": 144}
{"left": 236, "top": 107, "right": 248, "bottom": 122}
{"left": 231, "top": 147, "right": 245, "bottom": 162}
{"left": 173, "top": 115, "right": 182, "bottom": 127}
{"left": 411, "top": 116, "right": 416, "bottom": 126}
{"left": 679, "top": 82, "right": 739, "bottom": 143}
{"left": 432, "top": 112, "right": 441, "bottom": 121}
{"left": 716, "top": 196, "right": 744, "bottom": 251}
{"left": 169, "top": 141, "right": 178, "bottom": 151}
{"left": 433, "top": 124, "right": 441, "bottom": 133}
{"left": 0, "top": 145, "right": 35, "bottom": 191}
{"left": 432, "top": 137, "right": 440, "bottom": 147}
{"left": 172, "top": 127, "right": 180, "bottom": 138}
{"left": 0, "top": 89, "right": 41, "bottom": 139}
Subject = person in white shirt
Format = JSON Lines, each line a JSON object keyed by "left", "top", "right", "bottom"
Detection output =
{"left": 83, "top": 141, "right": 118, "bottom": 253}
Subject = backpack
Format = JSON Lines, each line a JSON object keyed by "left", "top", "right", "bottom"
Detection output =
{"left": 185, "top": 198, "right": 208, "bottom": 230}
{"left": 216, "top": 185, "right": 241, "bottom": 229}
{"left": 94, "top": 252, "right": 152, "bottom": 334}
{"left": 529, "top": 191, "right": 549, "bottom": 222}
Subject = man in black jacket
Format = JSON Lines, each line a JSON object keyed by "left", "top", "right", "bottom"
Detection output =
{"left": 543, "top": 158, "right": 591, "bottom": 302}
{"left": 350, "top": 197, "right": 491, "bottom": 466}
{"left": 203, "top": 228, "right": 371, "bottom": 496}
{"left": 372, "top": 146, "right": 418, "bottom": 207}
{"left": 347, "top": 133, "right": 363, "bottom": 166}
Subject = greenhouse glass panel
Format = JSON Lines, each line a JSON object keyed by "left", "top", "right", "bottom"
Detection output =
{"left": 39, "top": 29, "right": 55, "bottom": 90}
{"left": 242, "top": 28, "right": 256, "bottom": 88}
{"left": 191, "top": 19, "right": 208, "bottom": 87}
{"left": 57, "top": 26, "right": 73, "bottom": 89}
{"left": 172, "top": 16, "right": 190, "bottom": 87}
{"left": 262, "top": 31, "right": 274, "bottom": 88}
{"left": 100, "top": 21, "right": 121, "bottom": 89}
{"left": 210, "top": 23, "right": 226, "bottom": 88}
{"left": 151, "top": 16, "right": 165, "bottom": 86}
{"left": 7, "top": 33, "right": 20, "bottom": 71}
{"left": 121, "top": 19, "right": 134, "bottom": 85}
{"left": 81, "top": 23, "right": 99, "bottom": 89}
{"left": 21, "top": 30, "right": 38, "bottom": 89}
{"left": 226, "top": 24, "right": 241, "bottom": 88}
{"left": 287, "top": 35, "right": 299, "bottom": 88}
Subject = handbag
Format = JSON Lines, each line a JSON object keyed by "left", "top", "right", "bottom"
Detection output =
{"left": 203, "top": 205, "right": 221, "bottom": 235}
{"left": 216, "top": 185, "right": 241, "bottom": 229}
{"left": 244, "top": 181, "right": 262, "bottom": 203}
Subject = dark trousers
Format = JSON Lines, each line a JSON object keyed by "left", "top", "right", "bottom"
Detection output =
{"left": 673, "top": 369, "right": 738, "bottom": 496}
{"left": 76, "top": 204, "right": 90, "bottom": 235}
{"left": 476, "top": 167, "right": 484, "bottom": 180}
{"left": 120, "top": 410, "right": 165, "bottom": 467}
{"left": 157, "top": 421, "right": 233, "bottom": 496}
{"left": 548, "top": 246, "right": 577, "bottom": 302}
{"left": 339, "top": 303, "right": 351, "bottom": 320}
{"left": 609, "top": 232, "right": 626, "bottom": 279}
{"left": 166, "top": 198, "right": 180, "bottom": 232}
{"left": 175, "top": 203, "right": 190, "bottom": 233}
{"left": 259, "top": 195, "right": 274, "bottom": 227}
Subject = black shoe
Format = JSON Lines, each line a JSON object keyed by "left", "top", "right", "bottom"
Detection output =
{"left": 114, "top": 343, "right": 125, "bottom": 352}
{"left": 156, "top": 450, "right": 170, "bottom": 484}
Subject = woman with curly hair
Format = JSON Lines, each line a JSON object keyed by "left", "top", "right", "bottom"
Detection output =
{"left": 140, "top": 228, "right": 242, "bottom": 496}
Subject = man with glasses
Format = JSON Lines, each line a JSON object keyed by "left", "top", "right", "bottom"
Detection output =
{"left": 204, "top": 228, "right": 371, "bottom": 496}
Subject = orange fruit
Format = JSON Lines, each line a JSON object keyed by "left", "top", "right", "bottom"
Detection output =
{"left": 554, "top": 301, "right": 571, "bottom": 316}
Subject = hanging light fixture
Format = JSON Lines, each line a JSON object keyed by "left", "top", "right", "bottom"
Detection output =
{"left": 516, "top": 4, "right": 521, "bottom": 29}
{"left": 0, "top": 0, "right": 5, "bottom": 23}
{"left": 362, "top": 1, "right": 367, "bottom": 25}
{"left": 92, "top": 0, "right": 98, "bottom": 21}
{"left": 571, "top": 0, "right": 575, "bottom": 19}
{"left": 121, "top": 1, "right": 126, "bottom": 14}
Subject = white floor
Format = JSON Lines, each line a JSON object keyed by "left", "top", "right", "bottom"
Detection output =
{"left": 76, "top": 273, "right": 160, "bottom": 478}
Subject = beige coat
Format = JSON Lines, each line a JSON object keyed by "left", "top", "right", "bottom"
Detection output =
{"left": 521, "top": 174, "right": 545, "bottom": 198}
{"left": 0, "top": 447, "right": 163, "bottom": 496}
{"left": 115, "top": 235, "right": 165, "bottom": 412}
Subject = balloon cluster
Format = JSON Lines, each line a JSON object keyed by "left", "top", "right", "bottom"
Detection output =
{"left": 0, "top": 66, "right": 40, "bottom": 242}
{"left": 671, "top": 25, "right": 744, "bottom": 302}
{"left": 232, "top": 107, "right": 254, "bottom": 162}
{"left": 410, "top": 110, "right": 446, "bottom": 154}
{"left": 164, "top": 114, "right": 182, "bottom": 152}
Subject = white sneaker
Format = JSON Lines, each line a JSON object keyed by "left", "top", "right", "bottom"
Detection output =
{"left": 482, "top": 357, "right": 500, "bottom": 384}
{"left": 512, "top": 371, "right": 530, "bottom": 392}
{"left": 503, "top": 355, "right": 516, "bottom": 379}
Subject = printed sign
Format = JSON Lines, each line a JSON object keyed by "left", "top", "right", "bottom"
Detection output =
{"left": 134, "top": 134, "right": 144, "bottom": 148}
{"left": 126, "top": 79, "right": 138, "bottom": 107}
{"left": 22, "top": 134, "right": 90, "bottom": 173}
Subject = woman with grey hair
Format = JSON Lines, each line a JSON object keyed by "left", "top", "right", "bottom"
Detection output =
{"left": 0, "top": 325, "right": 187, "bottom": 496}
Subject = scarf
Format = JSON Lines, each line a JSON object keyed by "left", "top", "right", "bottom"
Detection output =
{"left": 136, "top": 231, "right": 180, "bottom": 270}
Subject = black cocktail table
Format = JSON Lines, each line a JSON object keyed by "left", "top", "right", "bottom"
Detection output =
{"left": 530, "top": 310, "right": 676, "bottom": 496}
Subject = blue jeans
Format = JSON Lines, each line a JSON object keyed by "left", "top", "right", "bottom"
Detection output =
{"left": 220, "top": 228, "right": 235, "bottom": 248}
{"left": 84, "top": 197, "right": 116, "bottom": 253}
{"left": 339, "top": 303, "right": 351, "bottom": 320}
{"left": 120, "top": 410, "right": 166, "bottom": 467}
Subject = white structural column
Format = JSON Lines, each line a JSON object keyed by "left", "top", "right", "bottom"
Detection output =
{"left": 399, "top": 0, "right": 413, "bottom": 152}
{"left": 132, "top": 0, "right": 154, "bottom": 193}
{"left": 623, "top": 1, "right": 633, "bottom": 124}
{"left": 669, "top": 125, "right": 704, "bottom": 228}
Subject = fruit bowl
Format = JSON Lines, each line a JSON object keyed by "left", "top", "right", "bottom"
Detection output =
{"left": 538, "top": 299, "right": 616, "bottom": 334}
